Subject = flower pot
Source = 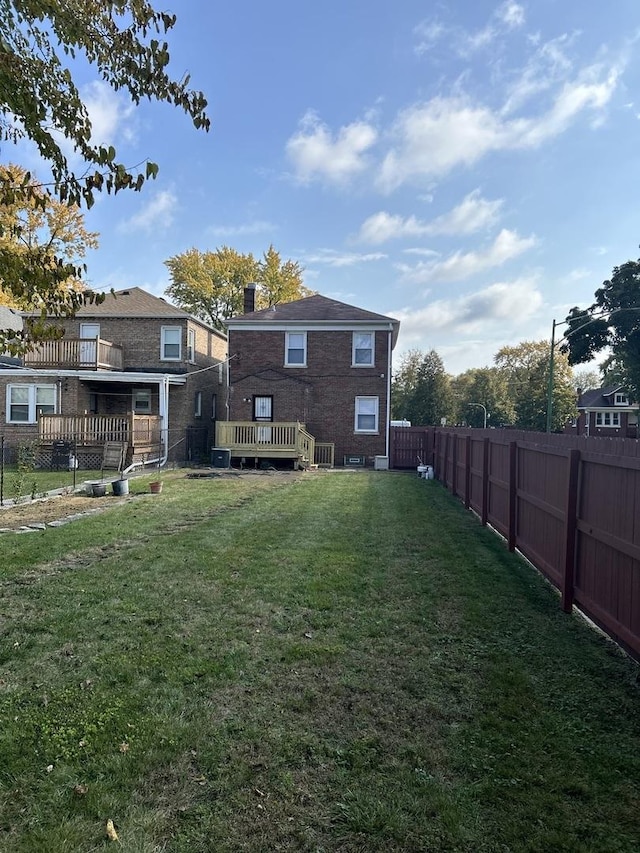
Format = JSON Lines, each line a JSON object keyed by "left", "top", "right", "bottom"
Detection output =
{"left": 149, "top": 481, "right": 163, "bottom": 494}
{"left": 112, "top": 478, "right": 129, "bottom": 497}
{"left": 91, "top": 483, "right": 107, "bottom": 498}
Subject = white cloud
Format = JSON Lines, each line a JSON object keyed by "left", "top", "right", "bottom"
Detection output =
{"left": 286, "top": 110, "right": 377, "bottom": 185}
{"left": 302, "top": 249, "right": 387, "bottom": 268}
{"left": 496, "top": 1, "right": 525, "bottom": 30}
{"left": 392, "top": 276, "right": 543, "bottom": 341}
{"left": 414, "top": 1, "right": 525, "bottom": 58}
{"left": 207, "top": 221, "right": 275, "bottom": 238}
{"left": 120, "top": 190, "right": 177, "bottom": 233}
{"left": 397, "top": 228, "right": 537, "bottom": 284}
{"left": 377, "top": 62, "right": 619, "bottom": 191}
{"left": 357, "top": 190, "right": 503, "bottom": 244}
{"left": 82, "top": 81, "right": 136, "bottom": 145}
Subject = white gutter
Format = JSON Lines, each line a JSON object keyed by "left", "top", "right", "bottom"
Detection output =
{"left": 385, "top": 323, "right": 392, "bottom": 458}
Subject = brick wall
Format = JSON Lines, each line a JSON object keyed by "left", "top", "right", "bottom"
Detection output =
{"left": 228, "top": 328, "right": 390, "bottom": 464}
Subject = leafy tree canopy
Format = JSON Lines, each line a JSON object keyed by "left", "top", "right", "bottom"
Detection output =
{"left": 0, "top": 164, "right": 100, "bottom": 353}
{"left": 450, "top": 367, "right": 515, "bottom": 428}
{"left": 164, "top": 245, "right": 312, "bottom": 331}
{"left": 0, "top": 1, "right": 209, "bottom": 348}
{"left": 561, "top": 258, "right": 640, "bottom": 399}
{"left": 392, "top": 349, "right": 454, "bottom": 427}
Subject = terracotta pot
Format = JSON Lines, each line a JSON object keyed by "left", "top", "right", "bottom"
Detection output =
{"left": 149, "top": 481, "right": 163, "bottom": 494}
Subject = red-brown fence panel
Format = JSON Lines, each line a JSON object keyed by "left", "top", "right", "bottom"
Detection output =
{"left": 389, "top": 427, "right": 433, "bottom": 469}
{"left": 574, "top": 452, "right": 640, "bottom": 657}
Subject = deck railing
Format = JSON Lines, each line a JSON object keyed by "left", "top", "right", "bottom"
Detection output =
{"left": 216, "top": 421, "right": 316, "bottom": 467}
{"left": 24, "top": 338, "right": 124, "bottom": 370}
{"left": 39, "top": 413, "right": 161, "bottom": 448}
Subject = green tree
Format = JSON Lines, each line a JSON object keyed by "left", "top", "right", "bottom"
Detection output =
{"left": 0, "top": 2, "right": 209, "bottom": 347}
{"left": 562, "top": 258, "right": 640, "bottom": 398}
{"left": 164, "top": 245, "right": 311, "bottom": 331}
{"left": 391, "top": 349, "right": 423, "bottom": 420}
{"left": 450, "top": 367, "right": 515, "bottom": 428}
{"left": 494, "top": 340, "right": 576, "bottom": 432}
{"left": 401, "top": 349, "right": 454, "bottom": 426}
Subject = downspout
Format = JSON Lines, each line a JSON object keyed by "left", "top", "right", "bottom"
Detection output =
{"left": 385, "top": 324, "right": 392, "bottom": 458}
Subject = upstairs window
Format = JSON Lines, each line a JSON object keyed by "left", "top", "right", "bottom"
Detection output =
{"left": 161, "top": 326, "right": 181, "bottom": 360}
{"left": 354, "top": 396, "right": 379, "bottom": 433}
{"left": 596, "top": 412, "right": 621, "bottom": 428}
{"left": 285, "top": 332, "right": 306, "bottom": 366}
{"left": 353, "top": 332, "right": 374, "bottom": 366}
{"left": 7, "top": 384, "right": 56, "bottom": 423}
{"left": 614, "top": 392, "right": 628, "bottom": 406}
{"left": 187, "top": 329, "right": 196, "bottom": 363}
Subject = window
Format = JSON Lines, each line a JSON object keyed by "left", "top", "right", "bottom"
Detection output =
{"left": 596, "top": 412, "right": 621, "bottom": 428}
{"left": 211, "top": 393, "right": 217, "bottom": 420}
{"left": 187, "top": 328, "right": 196, "bottom": 363}
{"left": 161, "top": 326, "right": 181, "bottom": 360}
{"left": 285, "top": 332, "right": 306, "bottom": 366}
{"left": 353, "top": 332, "right": 374, "bottom": 366}
{"left": 133, "top": 389, "right": 151, "bottom": 413}
{"left": 355, "top": 396, "right": 379, "bottom": 433}
{"left": 194, "top": 390, "right": 202, "bottom": 418}
{"left": 7, "top": 384, "right": 56, "bottom": 423}
{"left": 614, "top": 393, "right": 628, "bottom": 406}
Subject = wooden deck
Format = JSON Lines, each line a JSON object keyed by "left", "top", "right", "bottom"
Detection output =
{"left": 24, "top": 338, "right": 124, "bottom": 370}
{"left": 216, "top": 421, "right": 316, "bottom": 469}
{"left": 39, "top": 413, "right": 162, "bottom": 457}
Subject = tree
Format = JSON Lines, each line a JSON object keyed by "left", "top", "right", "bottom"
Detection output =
{"left": 0, "top": 164, "right": 100, "bottom": 352}
{"left": 0, "top": 2, "right": 209, "bottom": 345}
{"left": 450, "top": 367, "right": 515, "bottom": 428}
{"left": 494, "top": 340, "right": 576, "bottom": 432}
{"left": 397, "top": 349, "right": 454, "bottom": 426}
{"left": 391, "top": 349, "right": 423, "bottom": 420}
{"left": 164, "top": 245, "right": 311, "bottom": 331}
{"left": 562, "top": 258, "right": 640, "bottom": 399}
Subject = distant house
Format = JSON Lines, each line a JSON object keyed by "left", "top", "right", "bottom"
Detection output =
{"left": 221, "top": 287, "right": 399, "bottom": 467}
{"left": 0, "top": 288, "right": 227, "bottom": 467}
{"left": 573, "top": 386, "right": 639, "bottom": 438}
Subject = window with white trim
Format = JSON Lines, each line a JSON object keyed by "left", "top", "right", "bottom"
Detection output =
{"left": 354, "top": 396, "right": 379, "bottom": 433}
{"left": 352, "top": 332, "right": 374, "bottom": 366}
{"left": 596, "top": 411, "right": 621, "bottom": 428}
{"left": 285, "top": 332, "right": 306, "bottom": 366}
{"left": 133, "top": 389, "right": 151, "bottom": 413}
{"left": 161, "top": 326, "right": 181, "bottom": 360}
{"left": 6, "top": 384, "right": 56, "bottom": 423}
{"left": 614, "top": 393, "right": 628, "bottom": 406}
{"left": 194, "top": 390, "right": 202, "bottom": 418}
{"left": 187, "top": 328, "right": 196, "bottom": 363}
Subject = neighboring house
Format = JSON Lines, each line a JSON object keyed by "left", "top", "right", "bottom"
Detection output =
{"left": 222, "top": 287, "right": 399, "bottom": 467}
{"left": 571, "top": 386, "right": 639, "bottom": 438}
{"left": 0, "top": 288, "right": 227, "bottom": 467}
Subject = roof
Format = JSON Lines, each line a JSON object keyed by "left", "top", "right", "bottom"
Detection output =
{"left": 578, "top": 386, "right": 637, "bottom": 409}
{"left": 22, "top": 287, "right": 223, "bottom": 335}
{"left": 226, "top": 294, "right": 400, "bottom": 345}
{"left": 0, "top": 305, "right": 23, "bottom": 331}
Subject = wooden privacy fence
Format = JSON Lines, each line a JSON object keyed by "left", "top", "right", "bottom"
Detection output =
{"left": 432, "top": 428, "right": 640, "bottom": 660}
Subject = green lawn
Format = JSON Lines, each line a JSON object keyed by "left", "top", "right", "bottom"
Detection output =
{"left": 1, "top": 470, "right": 639, "bottom": 852}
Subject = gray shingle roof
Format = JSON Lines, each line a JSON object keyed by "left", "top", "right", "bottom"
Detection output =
{"left": 578, "top": 386, "right": 636, "bottom": 408}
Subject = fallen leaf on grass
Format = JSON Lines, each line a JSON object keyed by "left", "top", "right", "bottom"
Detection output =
{"left": 119, "top": 742, "right": 129, "bottom": 753}
{"left": 73, "top": 784, "right": 88, "bottom": 796}
{"left": 106, "top": 819, "right": 118, "bottom": 841}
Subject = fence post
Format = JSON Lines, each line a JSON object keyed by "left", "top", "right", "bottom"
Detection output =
{"left": 451, "top": 433, "right": 458, "bottom": 495}
{"left": 562, "top": 449, "right": 580, "bottom": 613}
{"left": 481, "top": 437, "right": 490, "bottom": 526}
{"left": 508, "top": 441, "right": 517, "bottom": 552}
{"left": 464, "top": 434, "right": 471, "bottom": 509}
{"left": 443, "top": 432, "right": 450, "bottom": 488}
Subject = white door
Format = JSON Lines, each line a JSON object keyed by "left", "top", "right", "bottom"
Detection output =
{"left": 80, "top": 323, "right": 100, "bottom": 366}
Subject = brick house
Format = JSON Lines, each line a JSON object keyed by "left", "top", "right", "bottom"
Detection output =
{"left": 0, "top": 288, "right": 227, "bottom": 467}
{"left": 572, "top": 386, "right": 639, "bottom": 438}
{"left": 222, "top": 287, "right": 399, "bottom": 467}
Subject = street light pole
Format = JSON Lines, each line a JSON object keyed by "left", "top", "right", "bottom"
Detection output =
{"left": 469, "top": 402, "right": 487, "bottom": 429}
{"left": 545, "top": 319, "right": 558, "bottom": 433}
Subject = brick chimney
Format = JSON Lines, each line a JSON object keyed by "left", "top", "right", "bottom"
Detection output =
{"left": 243, "top": 283, "right": 256, "bottom": 314}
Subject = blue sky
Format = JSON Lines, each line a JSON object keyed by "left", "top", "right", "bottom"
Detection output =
{"left": 13, "top": 1, "right": 640, "bottom": 373}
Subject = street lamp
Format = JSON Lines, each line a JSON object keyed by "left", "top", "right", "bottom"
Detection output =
{"left": 468, "top": 402, "right": 488, "bottom": 429}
